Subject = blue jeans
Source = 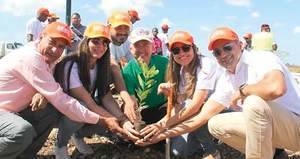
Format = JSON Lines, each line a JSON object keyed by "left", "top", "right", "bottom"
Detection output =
{"left": 171, "top": 124, "right": 217, "bottom": 158}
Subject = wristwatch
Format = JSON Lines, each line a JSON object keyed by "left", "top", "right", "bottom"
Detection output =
{"left": 239, "top": 83, "right": 248, "bottom": 97}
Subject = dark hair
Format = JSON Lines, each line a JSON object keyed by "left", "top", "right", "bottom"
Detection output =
{"left": 54, "top": 37, "right": 111, "bottom": 98}
{"left": 167, "top": 44, "right": 201, "bottom": 105}
{"left": 72, "top": 12, "right": 81, "bottom": 18}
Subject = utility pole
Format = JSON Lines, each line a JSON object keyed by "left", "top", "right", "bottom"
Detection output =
{"left": 66, "top": 0, "right": 71, "bottom": 26}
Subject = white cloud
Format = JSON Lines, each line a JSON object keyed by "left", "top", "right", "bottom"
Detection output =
{"left": 82, "top": 4, "right": 100, "bottom": 14}
{"left": 98, "top": 0, "right": 163, "bottom": 17}
{"left": 251, "top": 11, "right": 260, "bottom": 18}
{"left": 199, "top": 26, "right": 211, "bottom": 32}
{"left": 224, "top": 0, "right": 251, "bottom": 7}
{"left": 0, "top": 0, "right": 65, "bottom": 16}
{"left": 294, "top": 26, "right": 300, "bottom": 34}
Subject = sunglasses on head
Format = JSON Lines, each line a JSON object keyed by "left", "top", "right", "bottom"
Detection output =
{"left": 212, "top": 43, "right": 234, "bottom": 57}
{"left": 171, "top": 45, "right": 191, "bottom": 55}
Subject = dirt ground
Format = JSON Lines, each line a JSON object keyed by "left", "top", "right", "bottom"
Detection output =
{"left": 36, "top": 128, "right": 300, "bottom": 159}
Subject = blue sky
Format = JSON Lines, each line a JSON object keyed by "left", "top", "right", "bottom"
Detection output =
{"left": 1, "top": 0, "right": 300, "bottom": 65}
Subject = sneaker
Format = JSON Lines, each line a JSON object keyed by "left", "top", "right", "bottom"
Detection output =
{"left": 72, "top": 137, "right": 94, "bottom": 155}
{"left": 55, "top": 146, "right": 71, "bottom": 159}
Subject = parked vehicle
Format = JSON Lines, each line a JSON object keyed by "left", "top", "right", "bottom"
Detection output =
{"left": 0, "top": 41, "right": 23, "bottom": 58}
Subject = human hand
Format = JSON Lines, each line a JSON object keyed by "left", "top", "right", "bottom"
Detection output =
{"left": 30, "top": 93, "right": 48, "bottom": 111}
{"left": 123, "top": 98, "right": 138, "bottom": 123}
{"left": 121, "top": 120, "right": 141, "bottom": 142}
{"left": 157, "top": 82, "right": 175, "bottom": 96}
{"left": 99, "top": 117, "right": 127, "bottom": 139}
{"left": 140, "top": 122, "right": 166, "bottom": 141}
{"left": 135, "top": 133, "right": 165, "bottom": 146}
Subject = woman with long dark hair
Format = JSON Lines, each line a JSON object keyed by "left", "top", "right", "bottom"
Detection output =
{"left": 54, "top": 22, "right": 139, "bottom": 159}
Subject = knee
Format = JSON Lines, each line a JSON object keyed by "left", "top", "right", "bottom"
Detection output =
{"left": 243, "top": 95, "right": 269, "bottom": 117}
{"left": 208, "top": 114, "right": 225, "bottom": 139}
{"left": 12, "top": 122, "right": 36, "bottom": 149}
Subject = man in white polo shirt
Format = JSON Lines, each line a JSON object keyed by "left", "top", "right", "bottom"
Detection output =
{"left": 206, "top": 27, "right": 300, "bottom": 159}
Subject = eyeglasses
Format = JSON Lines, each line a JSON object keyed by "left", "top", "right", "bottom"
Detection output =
{"left": 90, "top": 38, "right": 108, "bottom": 46}
{"left": 212, "top": 43, "right": 234, "bottom": 57}
{"left": 171, "top": 45, "right": 191, "bottom": 55}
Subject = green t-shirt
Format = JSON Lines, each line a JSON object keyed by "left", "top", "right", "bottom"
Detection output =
{"left": 122, "top": 55, "right": 168, "bottom": 109}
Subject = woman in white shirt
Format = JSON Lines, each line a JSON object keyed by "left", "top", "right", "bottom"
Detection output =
{"left": 139, "top": 31, "right": 220, "bottom": 158}
{"left": 53, "top": 22, "right": 139, "bottom": 159}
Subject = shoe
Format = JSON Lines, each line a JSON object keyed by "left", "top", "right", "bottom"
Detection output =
{"left": 55, "top": 146, "right": 71, "bottom": 159}
{"left": 72, "top": 136, "right": 94, "bottom": 155}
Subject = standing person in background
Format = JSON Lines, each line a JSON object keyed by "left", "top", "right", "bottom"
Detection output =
{"left": 128, "top": 9, "right": 141, "bottom": 25}
{"left": 67, "top": 12, "right": 87, "bottom": 54}
{"left": 26, "top": 7, "right": 49, "bottom": 42}
{"left": 152, "top": 27, "right": 163, "bottom": 56}
{"left": 252, "top": 24, "right": 278, "bottom": 52}
{"left": 48, "top": 12, "right": 60, "bottom": 24}
{"left": 261, "top": 24, "right": 278, "bottom": 51}
{"left": 0, "top": 22, "right": 126, "bottom": 159}
{"left": 107, "top": 11, "right": 138, "bottom": 123}
{"left": 54, "top": 22, "right": 139, "bottom": 159}
{"left": 242, "top": 33, "right": 252, "bottom": 51}
{"left": 158, "top": 24, "right": 170, "bottom": 57}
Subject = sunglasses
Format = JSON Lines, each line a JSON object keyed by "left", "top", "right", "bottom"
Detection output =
{"left": 212, "top": 43, "right": 234, "bottom": 57}
{"left": 171, "top": 45, "right": 191, "bottom": 55}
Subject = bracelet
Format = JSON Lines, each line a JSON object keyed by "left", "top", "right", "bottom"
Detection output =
{"left": 239, "top": 83, "right": 248, "bottom": 97}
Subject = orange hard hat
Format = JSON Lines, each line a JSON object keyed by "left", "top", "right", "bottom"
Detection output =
{"left": 42, "top": 22, "right": 72, "bottom": 46}
{"left": 84, "top": 22, "right": 111, "bottom": 41}
{"left": 243, "top": 32, "right": 252, "bottom": 39}
{"left": 169, "top": 31, "right": 194, "bottom": 49}
{"left": 161, "top": 24, "right": 169, "bottom": 29}
{"left": 107, "top": 11, "right": 132, "bottom": 28}
{"left": 37, "top": 7, "right": 49, "bottom": 16}
{"left": 128, "top": 9, "right": 140, "bottom": 20}
{"left": 208, "top": 27, "right": 239, "bottom": 51}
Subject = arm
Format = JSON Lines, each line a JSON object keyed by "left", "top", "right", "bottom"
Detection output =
{"left": 241, "top": 70, "right": 286, "bottom": 101}
{"left": 68, "top": 86, "right": 115, "bottom": 118}
{"left": 136, "top": 99, "right": 225, "bottom": 145}
{"left": 164, "top": 90, "right": 208, "bottom": 128}
{"left": 19, "top": 60, "right": 100, "bottom": 124}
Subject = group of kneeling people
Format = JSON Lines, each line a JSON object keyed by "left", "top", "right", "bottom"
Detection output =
{"left": 0, "top": 20, "right": 299, "bottom": 159}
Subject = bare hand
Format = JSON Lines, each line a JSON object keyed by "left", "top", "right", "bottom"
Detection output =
{"left": 123, "top": 98, "right": 138, "bottom": 123}
{"left": 121, "top": 120, "right": 141, "bottom": 142}
{"left": 99, "top": 117, "right": 127, "bottom": 139}
{"left": 140, "top": 122, "right": 166, "bottom": 141}
{"left": 157, "top": 82, "right": 175, "bottom": 96}
{"left": 135, "top": 133, "right": 165, "bottom": 146}
{"left": 30, "top": 93, "right": 48, "bottom": 111}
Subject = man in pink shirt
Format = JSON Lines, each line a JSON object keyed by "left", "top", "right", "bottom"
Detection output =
{"left": 0, "top": 22, "right": 125, "bottom": 159}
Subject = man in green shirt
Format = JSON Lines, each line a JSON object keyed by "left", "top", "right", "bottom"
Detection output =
{"left": 122, "top": 28, "right": 168, "bottom": 124}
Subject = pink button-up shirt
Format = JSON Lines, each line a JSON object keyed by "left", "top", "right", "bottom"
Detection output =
{"left": 0, "top": 43, "right": 99, "bottom": 124}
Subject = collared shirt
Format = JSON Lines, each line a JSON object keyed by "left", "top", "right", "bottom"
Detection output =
{"left": 210, "top": 50, "right": 300, "bottom": 115}
{"left": 152, "top": 36, "right": 163, "bottom": 55}
{"left": 0, "top": 43, "right": 99, "bottom": 124}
